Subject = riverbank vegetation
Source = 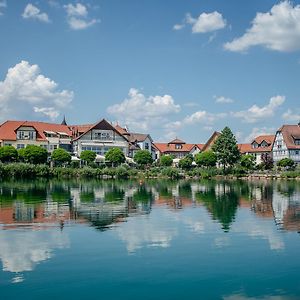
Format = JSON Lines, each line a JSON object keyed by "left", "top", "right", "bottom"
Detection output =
{"left": 0, "top": 127, "right": 299, "bottom": 179}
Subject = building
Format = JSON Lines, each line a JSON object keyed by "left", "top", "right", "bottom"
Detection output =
{"left": 0, "top": 120, "right": 72, "bottom": 152}
{"left": 115, "top": 125, "right": 156, "bottom": 159}
{"left": 239, "top": 135, "right": 275, "bottom": 165}
{"left": 72, "top": 119, "right": 130, "bottom": 158}
{"left": 154, "top": 138, "right": 202, "bottom": 160}
{"left": 272, "top": 123, "right": 300, "bottom": 164}
{"left": 201, "top": 131, "right": 221, "bottom": 152}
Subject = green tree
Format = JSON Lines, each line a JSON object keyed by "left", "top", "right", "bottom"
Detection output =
{"left": 195, "top": 150, "right": 217, "bottom": 168}
{"left": 51, "top": 148, "right": 71, "bottom": 166}
{"left": 277, "top": 158, "right": 295, "bottom": 170}
{"left": 160, "top": 155, "right": 173, "bottom": 167}
{"left": 178, "top": 156, "right": 193, "bottom": 170}
{"left": 21, "top": 145, "right": 48, "bottom": 164}
{"left": 80, "top": 150, "right": 97, "bottom": 163}
{"left": 211, "top": 127, "right": 240, "bottom": 171}
{"left": 133, "top": 150, "right": 153, "bottom": 167}
{"left": 105, "top": 148, "right": 125, "bottom": 166}
{"left": 0, "top": 145, "right": 18, "bottom": 162}
{"left": 240, "top": 154, "right": 256, "bottom": 170}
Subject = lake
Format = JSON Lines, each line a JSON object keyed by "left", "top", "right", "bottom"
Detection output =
{"left": 0, "top": 179, "right": 299, "bottom": 300}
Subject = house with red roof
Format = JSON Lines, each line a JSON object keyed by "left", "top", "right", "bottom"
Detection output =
{"left": 238, "top": 135, "right": 275, "bottom": 165}
{"left": 272, "top": 123, "right": 300, "bottom": 164}
{"left": 0, "top": 120, "right": 72, "bottom": 152}
{"left": 154, "top": 138, "right": 203, "bottom": 160}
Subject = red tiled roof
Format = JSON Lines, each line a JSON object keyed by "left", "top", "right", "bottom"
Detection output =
{"left": 168, "top": 138, "right": 186, "bottom": 144}
{"left": 197, "top": 144, "right": 205, "bottom": 150}
{"left": 278, "top": 125, "right": 300, "bottom": 150}
{"left": 252, "top": 135, "right": 275, "bottom": 145}
{"left": 154, "top": 142, "right": 196, "bottom": 153}
{"left": 114, "top": 124, "right": 130, "bottom": 135}
{"left": 0, "top": 120, "right": 72, "bottom": 142}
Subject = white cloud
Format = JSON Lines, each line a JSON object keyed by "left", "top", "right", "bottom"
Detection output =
{"left": 224, "top": 1, "right": 300, "bottom": 52}
{"left": 243, "top": 127, "right": 276, "bottom": 143}
{"left": 232, "top": 95, "right": 285, "bottom": 123}
{"left": 33, "top": 107, "right": 60, "bottom": 120}
{"left": 186, "top": 11, "right": 226, "bottom": 33}
{"left": 22, "top": 3, "right": 50, "bottom": 23}
{"left": 107, "top": 88, "right": 181, "bottom": 131}
{"left": 0, "top": 0, "right": 6, "bottom": 15}
{"left": 214, "top": 95, "right": 234, "bottom": 104}
{"left": 64, "top": 3, "right": 99, "bottom": 30}
{"left": 282, "top": 109, "right": 300, "bottom": 122}
{"left": 0, "top": 60, "right": 73, "bottom": 121}
{"left": 173, "top": 23, "right": 185, "bottom": 31}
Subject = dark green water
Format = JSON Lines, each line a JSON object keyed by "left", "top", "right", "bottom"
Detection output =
{"left": 0, "top": 179, "right": 299, "bottom": 300}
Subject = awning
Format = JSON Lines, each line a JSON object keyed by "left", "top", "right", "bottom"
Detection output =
{"left": 95, "top": 155, "right": 105, "bottom": 162}
{"left": 57, "top": 131, "right": 70, "bottom": 136}
{"left": 71, "top": 156, "right": 80, "bottom": 161}
{"left": 44, "top": 130, "right": 57, "bottom": 135}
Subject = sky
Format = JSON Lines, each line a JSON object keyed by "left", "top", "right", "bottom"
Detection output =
{"left": 0, "top": 0, "right": 300, "bottom": 143}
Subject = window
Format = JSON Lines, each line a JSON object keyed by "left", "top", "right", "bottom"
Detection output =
{"left": 17, "top": 144, "right": 25, "bottom": 149}
{"left": 296, "top": 150, "right": 299, "bottom": 155}
{"left": 17, "top": 130, "right": 36, "bottom": 140}
{"left": 295, "top": 139, "right": 300, "bottom": 145}
{"left": 175, "top": 144, "right": 182, "bottom": 149}
{"left": 145, "top": 142, "right": 149, "bottom": 150}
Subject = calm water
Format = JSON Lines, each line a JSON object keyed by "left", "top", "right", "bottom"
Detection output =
{"left": 0, "top": 179, "right": 300, "bottom": 300}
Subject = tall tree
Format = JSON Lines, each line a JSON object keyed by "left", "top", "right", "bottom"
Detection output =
{"left": 51, "top": 148, "right": 71, "bottom": 166}
{"left": 133, "top": 150, "right": 153, "bottom": 168}
{"left": 211, "top": 126, "right": 240, "bottom": 171}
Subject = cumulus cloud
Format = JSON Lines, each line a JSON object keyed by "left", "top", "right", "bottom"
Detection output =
{"left": 214, "top": 95, "right": 234, "bottom": 104}
{"left": 175, "top": 11, "right": 226, "bottom": 33}
{"left": 22, "top": 3, "right": 50, "bottom": 23}
{"left": 243, "top": 127, "right": 276, "bottom": 143}
{"left": 0, "top": 60, "right": 73, "bottom": 121}
{"left": 232, "top": 95, "right": 285, "bottom": 123}
{"left": 282, "top": 109, "right": 300, "bottom": 122}
{"left": 107, "top": 88, "right": 180, "bottom": 131}
{"left": 64, "top": 3, "right": 99, "bottom": 30}
{"left": 0, "top": 0, "right": 6, "bottom": 15}
{"left": 224, "top": 1, "right": 300, "bottom": 52}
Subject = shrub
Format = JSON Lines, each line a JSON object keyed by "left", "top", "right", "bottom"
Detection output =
{"left": 240, "top": 154, "right": 255, "bottom": 170}
{"left": 277, "top": 158, "right": 295, "bottom": 170}
{"left": 21, "top": 145, "right": 48, "bottom": 164}
{"left": 115, "top": 166, "right": 129, "bottom": 179}
{"left": 133, "top": 150, "right": 153, "bottom": 167}
{"left": 0, "top": 146, "right": 18, "bottom": 162}
{"left": 80, "top": 150, "right": 96, "bottom": 163}
{"left": 178, "top": 156, "right": 193, "bottom": 170}
{"left": 105, "top": 148, "right": 125, "bottom": 166}
{"left": 159, "top": 155, "right": 173, "bottom": 167}
{"left": 161, "top": 167, "right": 180, "bottom": 179}
{"left": 195, "top": 151, "right": 217, "bottom": 168}
{"left": 51, "top": 148, "right": 71, "bottom": 166}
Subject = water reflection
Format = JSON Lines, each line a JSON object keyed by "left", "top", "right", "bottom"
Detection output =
{"left": 0, "top": 179, "right": 300, "bottom": 282}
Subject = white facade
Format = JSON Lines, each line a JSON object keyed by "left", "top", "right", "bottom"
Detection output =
{"left": 73, "top": 123, "right": 129, "bottom": 157}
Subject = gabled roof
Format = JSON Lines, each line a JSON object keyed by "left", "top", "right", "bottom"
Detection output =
{"left": 202, "top": 131, "right": 221, "bottom": 152}
{"left": 196, "top": 144, "right": 205, "bottom": 150}
{"left": 72, "top": 119, "right": 129, "bottom": 142}
{"left": 154, "top": 142, "right": 196, "bottom": 153}
{"left": 252, "top": 135, "right": 275, "bottom": 145}
{"left": 0, "top": 120, "right": 72, "bottom": 142}
{"left": 168, "top": 138, "right": 186, "bottom": 144}
{"left": 277, "top": 125, "right": 300, "bottom": 149}
{"left": 129, "top": 133, "right": 152, "bottom": 143}
{"left": 114, "top": 124, "right": 130, "bottom": 136}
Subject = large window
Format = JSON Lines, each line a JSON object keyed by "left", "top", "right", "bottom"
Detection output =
{"left": 17, "top": 130, "right": 36, "bottom": 140}
{"left": 93, "top": 131, "right": 112, "bottom": 140}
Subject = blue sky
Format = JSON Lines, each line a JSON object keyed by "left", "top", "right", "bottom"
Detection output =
{"left": 0, "top": 0, "right": 300, "bottom": 143}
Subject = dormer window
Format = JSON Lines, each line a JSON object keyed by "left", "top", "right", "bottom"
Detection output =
{"left": 295, "top": 139, "right": 300, "bottom": 145}
{"left": 17, "top": 128, "right": 36, "bottom": 140}
{"left": 175, "top": 144, "right": 182, "bottom": 149}
{"left": 252, "top": 142, "right": 259, "bottom": 149}
{"left": 261, "top": 141, "right": 269, "bottom": 148}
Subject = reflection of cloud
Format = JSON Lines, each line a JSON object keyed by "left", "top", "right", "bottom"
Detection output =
{"left": 116, "top": 213, "right": 177, "bottom": 253}
{"left": 0, "top": 229, "right": 69, "bottom": 274}
{"left": 232, "top": 215, "right": 284, "bottom": 251}
{"left": 214, "top": 236, "right": 230, "bottom": 248}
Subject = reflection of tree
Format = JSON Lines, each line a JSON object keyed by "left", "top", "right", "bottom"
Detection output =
{"left": 51, "top": 187, "right": 71, "bottom": 202}
{"left": 104, "top": 188, "right": 125, "bottom": 202}
{"left": 178, "top": 182, "right": 192, "bottom": 198}
{"left": 80, "top": 191, "right": 95, "bottom": 202}
{"left": 196, "top": 183, "right": 239, "bottom": 232}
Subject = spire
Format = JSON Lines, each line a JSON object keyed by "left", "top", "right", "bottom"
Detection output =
{"left": 61, "top": 115, "right": 67, "bottom": 126}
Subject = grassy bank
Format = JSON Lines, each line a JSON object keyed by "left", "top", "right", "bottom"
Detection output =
{"left": 0, "top": 163, "right": 299, "bottom": 180}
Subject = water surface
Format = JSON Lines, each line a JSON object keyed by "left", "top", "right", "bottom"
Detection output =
{"left": 0, "top": 179, "right": 299, "bottom": 300}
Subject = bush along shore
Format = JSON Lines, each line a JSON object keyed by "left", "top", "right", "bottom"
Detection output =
{"left": 0, "top": 127, "right": 299, "bottom": 180}
{"left": 0, "top": 162, "right": 299, "bottom": 180}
